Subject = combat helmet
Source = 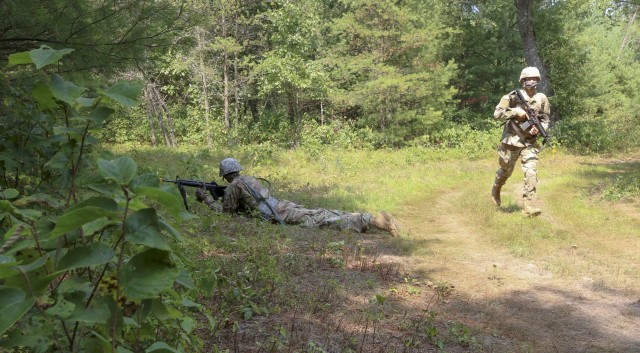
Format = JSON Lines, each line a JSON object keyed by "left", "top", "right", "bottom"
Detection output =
{"left": 519, "top": 67, "right": 541, "bottom": 82}
{"left": 219, "top": 157, "right": 243, "bottom": 177}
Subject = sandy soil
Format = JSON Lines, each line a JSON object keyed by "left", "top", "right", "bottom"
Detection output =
{"left": 387, "top": 185, "right": 640, "bottom": 353}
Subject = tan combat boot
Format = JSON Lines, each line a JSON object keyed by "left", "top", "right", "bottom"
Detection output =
{"left": 491, "top": 184, "right": 502, "bottom": 206}
{"left": 371, "top": 211, "right": 400, "bottom": 237}
{"left": 522, "top": 200, "right": 541, "bottom": 217}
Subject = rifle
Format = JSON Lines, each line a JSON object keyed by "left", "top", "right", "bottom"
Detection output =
{"left": 513, "top": 89, "right": 551, "bottom": 147}
{"left": 161, "top": 176, "right": 226, "bottom": 211}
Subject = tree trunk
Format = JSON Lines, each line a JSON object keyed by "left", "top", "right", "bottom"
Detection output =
{"left": 221, "top": 12, "right": 232, "bottom": 148}
{"left": 514, "top": 0, "right": 552, "bottom": 96}
{"left": 144, "top": 88, "right": 157, "bottom": 146}
{"left": 619, "top": 7, "right": 638, "bottom": 58}
{"left": 197, "top": 29, "right": 213, "bottom": 149}
{"left": 286, "top": 87, "right": 299, "bottom": 149}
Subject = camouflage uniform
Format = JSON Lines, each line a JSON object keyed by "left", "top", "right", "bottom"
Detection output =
{"left": 206, "top": 175, "right": 373, "bottom": 233}
{"left": 493, "top": 88, "right": 550, "bottom": 208}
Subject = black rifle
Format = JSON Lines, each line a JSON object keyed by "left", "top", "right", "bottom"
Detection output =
{"left": 161, "top": 176, "right": 226, "bottom": 211}
{"left": 513, "top": 89, "right": 551, "bottom": 147}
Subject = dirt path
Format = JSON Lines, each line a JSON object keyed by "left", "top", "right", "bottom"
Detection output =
{"left": 397, "top": 186, "right": 640, "bottom": 352}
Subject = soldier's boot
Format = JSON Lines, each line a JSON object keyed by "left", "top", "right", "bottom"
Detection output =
{"left": 371, "top": 211, "right": 400, "bottom": 237}
{"left": 522, "top": 200, "right": 542, "bottom": 217}
{"left": 491, "top": 184, "right": 502, "bottom": 206}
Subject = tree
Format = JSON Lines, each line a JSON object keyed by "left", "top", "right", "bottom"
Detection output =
{"left": 326, "top": 0, "right": 457, "bottom": 146}
{"left": 514, "top": 0, "right": 552, "bottom": 95}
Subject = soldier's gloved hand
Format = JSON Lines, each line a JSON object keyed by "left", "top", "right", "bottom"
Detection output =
{"left": 511, "top": 107, "right": 528, "bottom": 121}
{"left": 195, "top": 188, "right": 207, "bottom": 202}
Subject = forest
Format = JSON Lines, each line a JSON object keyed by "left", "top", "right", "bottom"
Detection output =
{"left": 1, "top": 0, "right": 639, "bottom": 352}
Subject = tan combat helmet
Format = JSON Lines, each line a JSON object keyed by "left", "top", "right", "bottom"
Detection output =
{"left": 519, "top": 67, "right": 541, "bottom": 82}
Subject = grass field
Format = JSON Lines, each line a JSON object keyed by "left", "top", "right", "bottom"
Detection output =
{"left": 110, "top": 144, "right": 640, "bottom": 352}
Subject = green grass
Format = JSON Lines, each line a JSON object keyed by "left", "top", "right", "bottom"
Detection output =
{"left": 106, "top": 143, "right": 640, "bottom": 352}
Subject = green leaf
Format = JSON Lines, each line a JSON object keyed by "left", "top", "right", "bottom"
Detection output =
{"left": 0, "top": 200, "right": 17, "bottom": 213}
{"left": 30, "top": 46, "right": 74, "bottom": 69}
{"left": 68, "top": 196, "right": 118, "bottom": 213}
{"left": 0, "top": 295, "right": 34, "bottom": 335}
{"left": 12, "top": 193, "right": 64, "bottom": 208}
{"left": 151, "top": 299, "right": 170, "bottom": 321}
{"left": 44, "top": 150, "right": 70, "bottom": 171}
{"left": 7, "top": 51, "right": 33, "bottom": 67}
{"left": 82, "top": 217, "right": 118, "bottom": 237}
{"left": 180, "top": 316, "right": 196, "bottom": 334}
{"left": 31, "top": 81, "right": 58, "bottom": 109}
{"left": 117, "top": 347, "right": 135, "bottom": 353}
{"left": 98, "top": 157, "right": 137, "bottom": 185}
{"left": 121, "top": 249, "right": 179, "bottom": 300}
{"left": 76, "top": 97, "right": 96, "bottom": 107}
{"left": 48, "top": 74, "right": 85, "bottom": 104}
{"left": 145, "top": 342, "right": 182, "bottom": 353}
{"left": 45, "top": 297, "right": 76, "bottom": 319}
{"left": 56, "top": 243, "right": 115, "bottom": 271}
{"left": 134, "top": 187, "right": 182, "bottom": 219}
{"left": 89, "top": 106, "right": 115, "bottom": 124}
{"left": 16, "top": 253, "right": 49, "bottom": 272}
{"left": 102, "top": 81, "right": 142, "bottom": 108}
{"left": 53, "top": 126, "right": 84, "bottom": 139}
{"left": 57, "top": 277, "right": 92, "bottom": 294}
{"left": 125, "top": 209, "right": 170, "bottom": 251}
{"left": 68, "top": 300, "right": 110, "bottom": 324}
{"left": 175, "top": 269, "right": 194, "bottom": 289}
{"left": 50, "top": 206, "right": 118, "bottom": 238}
{"left": 131, "top": 174, "right": 160, "bottom": 192}
{"left": 0, "top": 256, "right": 19, "bottom": 279}
{"left": 0, "top": 287, "right": 25, "bottom": 309}
{"left": 0, "top": 189, "right": 18, "bottom": 200}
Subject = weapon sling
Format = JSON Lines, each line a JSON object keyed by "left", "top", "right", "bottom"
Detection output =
{"left": 238, "top": 177, "right": 285, "bottom": 225}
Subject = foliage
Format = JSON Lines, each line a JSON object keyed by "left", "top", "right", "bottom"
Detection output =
{"left": 0, "top": 0, "right": 189, "bottom": 73}
{"left": 0, "top": 48, "right": 201, "bottom": 352}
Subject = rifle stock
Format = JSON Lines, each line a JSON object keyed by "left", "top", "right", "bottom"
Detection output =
{"left": 161, "top": 176, "right": 226, "bottom": 211}
{"left": 514, "top": 89, "right": 551, "bottom": 146}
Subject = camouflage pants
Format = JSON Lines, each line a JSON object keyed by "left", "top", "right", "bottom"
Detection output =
{"left": 494, "top": 143, "right": 539, "bottom": 201}
{"left": 274, "top": 199, "right": 372, "bottom": 233}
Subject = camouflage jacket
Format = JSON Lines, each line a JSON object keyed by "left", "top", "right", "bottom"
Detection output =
{"left": 494, "top": 89, "right": 550, "bottom": 148}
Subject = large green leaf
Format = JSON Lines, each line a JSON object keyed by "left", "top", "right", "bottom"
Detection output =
{"left": 67, "top": 300, "right": 110, "bottom": 324}
{"left": 45, "top": 297, "right": 76, "bottom": 319}
{"left": 101, "top": 81, "right": 142, "bottom": 108}
{"left": 30, "top": 46, "right": 75, "bottom": 69}
{"left": 131, "top": 174, "right": 160, "bottom": 191}
{"left": 68, "top": 196, "right": 118, "bottom": 213}
{"left": 89, "top": 106, "right": 115, "bottom": 124}
{"left": 0, "top": 294, "right": 34, "bottom": 335}
{"left": 7, "top": 51, "right": 32, "bottom": 67}
{"left": 0, "top": 287, "right": 25, "bottom": 309}
{"left": 134, "top": 187, "right": 182, "bottom": 219}
{"left": 50, "top": 206, "right": 118, "bottom": 238}
{"left": 53, "top": 126, "right": 85, "bottom": 140}
{"left": 125, "top": 209, "right": 170, "bottom": 251}
{"left": 49, "top": 74, "right": 85, "bottom": 104}
{"left": 32, "top": 81, "right": 58, "bottom": 109}
{"left": 145, "top": 342, "right": 183, "bottom": 353}
{"left": 0, "top": 256, "right": 19, "bottom": 279}
{"left": 121, "top": 249, "right": 179, "bottom": 300}
{"left": 98, "top": 157, "right": 137, "bottom": 186}
{"left": 56, "top": 243, "right": 115, "bottom": 272}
